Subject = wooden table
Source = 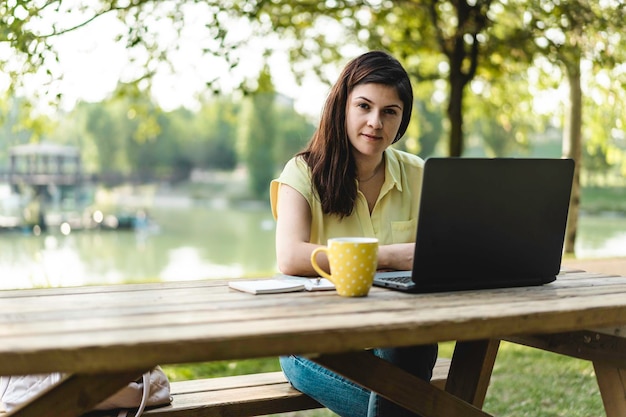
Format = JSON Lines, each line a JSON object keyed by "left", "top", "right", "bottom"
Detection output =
{"left": 1, "top": 268, "right": 626, "bottom": 417}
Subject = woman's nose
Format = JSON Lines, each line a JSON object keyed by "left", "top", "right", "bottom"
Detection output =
{"left": 368, "top": 113, "right": 383, "bottom": 129}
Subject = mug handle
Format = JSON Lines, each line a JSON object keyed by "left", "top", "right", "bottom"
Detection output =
{"left": 310, "top": 247, "right": 333, "bottom": 281}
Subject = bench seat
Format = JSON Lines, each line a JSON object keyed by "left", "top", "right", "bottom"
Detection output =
{"left": 143, "top": 358, "right": 451, "bottom": 417}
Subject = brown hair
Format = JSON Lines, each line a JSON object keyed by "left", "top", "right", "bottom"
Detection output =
{"left": 298, "top": 50, "right": 413, "bottom": 217}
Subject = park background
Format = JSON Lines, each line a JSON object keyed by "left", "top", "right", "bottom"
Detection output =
{"left": 2, "top": 1, "right": 626, "bottom": 416}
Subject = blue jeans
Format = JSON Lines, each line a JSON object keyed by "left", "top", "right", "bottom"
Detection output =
{"left": 279, "top": 344, "right": 438, "bottom": 417}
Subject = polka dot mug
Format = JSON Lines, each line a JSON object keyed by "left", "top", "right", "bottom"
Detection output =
{"left": 311, "top": 237, "right": 379, "bottom": 297}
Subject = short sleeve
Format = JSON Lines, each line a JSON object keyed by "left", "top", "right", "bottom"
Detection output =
{"left": 270, "top": 157, "right": 314, "bottom": 220}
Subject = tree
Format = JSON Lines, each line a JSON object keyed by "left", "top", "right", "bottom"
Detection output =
{"left": 0, "top": 0, "right": 498, "bottom": 157}
{"left": 83, "top": 103, "right": 125, "bottom": 176}
{"left": 273, "top": 104, "right": 315, "bottom": 168}
{"left": 250, "top": 0, "right": 494, "bottom": 157}
{"left": 4, "top": 1, "right": 626, "bottom": 218}
{"left": 241, "top": 65, "right": 276, "bottom": 199}
{"left": 193, "top": 98, "right": 239, "bottom": 172}
{"left": 425, "top": 0, "right": 493, "bottom": 157}
{"left": 518, "top": 0, "right": 626, "bottom": 253}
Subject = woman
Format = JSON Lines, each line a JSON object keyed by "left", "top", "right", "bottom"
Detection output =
{"left": 270, "top": 50, "right": 438, "bottom": 417}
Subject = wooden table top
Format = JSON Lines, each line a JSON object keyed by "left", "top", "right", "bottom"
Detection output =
{"left": 1, "top": 269, "right": 626, "bottom": 376}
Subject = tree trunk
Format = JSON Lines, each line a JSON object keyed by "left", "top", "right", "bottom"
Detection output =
{"left": 562, "top": 64, "right": 583, "bottom": 255}
{"left": 445, "top": 0, "right": 474, "bottom": 158}
{"left": 448, "top": 75, "right": 465, "bottom": 157}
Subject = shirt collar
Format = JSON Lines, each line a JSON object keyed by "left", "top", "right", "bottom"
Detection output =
{"left": 382, "top": 148, "right": 403, "bottom": 193}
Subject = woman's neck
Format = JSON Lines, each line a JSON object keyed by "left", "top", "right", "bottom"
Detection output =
{"left": 356, "top": 155, "right": 385, "bottom": 183}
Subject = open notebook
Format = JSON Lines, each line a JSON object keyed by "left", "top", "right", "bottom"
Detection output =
{"left": 228, "top": 275, "right": 335, "bottom": 294}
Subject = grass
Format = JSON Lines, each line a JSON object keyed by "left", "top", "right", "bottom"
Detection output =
{"left": 483, "top": 342, "right": 603, "bottom": 417}
{"left": 164, "top": 357, "right": 282, "bottom": 381}
{"left": 161, "top": 341, "right": 605, "bottom": 416}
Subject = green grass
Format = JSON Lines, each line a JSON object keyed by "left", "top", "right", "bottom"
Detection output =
{"left": 161, "top": 341, "right": 605, "bottom": 416}
{"left": 163, "top": 357, "right": 282, "bottom": 381}
{"left": 483, "top": 342, "right": 603, "bottom": 417}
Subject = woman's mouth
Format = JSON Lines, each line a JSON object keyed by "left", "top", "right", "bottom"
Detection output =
{"left": 362, "top": 133, "right": 382, "bottom": 140}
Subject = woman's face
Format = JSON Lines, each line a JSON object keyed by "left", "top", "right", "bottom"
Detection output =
{"left": 345, "top": 83, "right": 404, "bottom": 159}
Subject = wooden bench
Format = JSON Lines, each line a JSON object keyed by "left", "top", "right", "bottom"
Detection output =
{"left": 143, "top": 358, "right": 451, "bottom": 417}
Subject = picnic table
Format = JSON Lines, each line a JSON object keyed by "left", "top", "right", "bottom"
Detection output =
{"left": 1, "top": 267, "right": 626, "bottom": 417}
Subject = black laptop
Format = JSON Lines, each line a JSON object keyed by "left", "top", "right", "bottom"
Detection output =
{"left": 373, "top": 157, "right": 574, "bottom": 293}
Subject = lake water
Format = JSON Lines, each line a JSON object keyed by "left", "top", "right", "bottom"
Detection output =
{"left": 0, "top": 202, "right": 625, "bottom": 290}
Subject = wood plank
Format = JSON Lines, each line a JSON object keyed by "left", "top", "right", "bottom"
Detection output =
{"left": 0, "top": 269, "right": 605, "bottom": 300}
{"left": 143, "top": 379, "right": 322, "bottom": 417}
{"left": 445, "top": 340, "right": 499, "bottom": 408}
{"left": 4, "top": 285, "right": 625, "bottom": 344}
{"left": 2, "top": 271, "right": 626, "bottom": 416}
{"left": 1, "top": 271, "right": 623, "bottom": 315}
{"left": 141, "top": 358, "right": 452, "bottom": 417}
{"left": 4, "top": 277, "right": 626, "bottom": 337}
{"left": 3, "top": 288, "right": 626, "bottom": 375}
{"left": 593, "top": 362, "right": 626, "bottom": 417}
{"left": 0, "top": 280, "right": 225, "bottom": 298}
{"left": 8, "top": 278, "right": 610, "bottom": 316}
{"left": 311, "top": 351, "right": 491, "bottom": 417}
{"left": 1, "top": 273, "right": 624, "bottom": 323}
{"left": 508, "top": 331, "right": 626, "bottom": 368}
{"left": 589, "top": 326, "right": 626, "bottom": 337}
{"left": 7, "top": 370, "right": 147, "bottom": 417}
{"left": 167, "top": 360, "right": 451, "bottom": 396}
{"left": 168, "top": 372, "right": 291, "bottom": 394}
{"left": 3, "top": 272, "right": 626, "bottom": 376}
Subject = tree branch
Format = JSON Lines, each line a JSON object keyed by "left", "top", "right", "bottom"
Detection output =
{"left": 40, "top": 0, "right": 156, "bottom": 38}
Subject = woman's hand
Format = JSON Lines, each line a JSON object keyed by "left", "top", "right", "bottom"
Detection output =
{"left": 377, "top": 243, "right": 415, "bottom": 271}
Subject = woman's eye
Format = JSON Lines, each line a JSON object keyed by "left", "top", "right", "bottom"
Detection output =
{"left": 384, "top": 108, "right": 398, "bottom": 115}
{"left": 358, "top": 103, "right": 370, "bottom": 109}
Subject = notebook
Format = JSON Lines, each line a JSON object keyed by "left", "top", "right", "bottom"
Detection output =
{"left": 373, "top": 157, "right": 575, "bottom": 293}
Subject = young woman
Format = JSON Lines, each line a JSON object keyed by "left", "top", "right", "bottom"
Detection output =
{"left": 270, "top": 50, "right": 438, "bottom": 417}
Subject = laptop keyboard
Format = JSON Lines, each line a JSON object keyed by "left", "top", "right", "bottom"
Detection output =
{"left": 381, "top": 276, "right": 412, "bottom": 283}
{"left": 375, "top": 271, "right": 413, "bottom": 286}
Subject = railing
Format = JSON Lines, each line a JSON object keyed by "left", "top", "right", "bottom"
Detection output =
{"left": 8, "top": 172, "right": 83, "bottom": 186}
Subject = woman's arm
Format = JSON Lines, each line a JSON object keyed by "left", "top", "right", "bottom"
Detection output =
{"left": 275, "top": 184, "right": 327, "bottom": 276}
{"left": 276, "top": 184, "right": 416, "bottom": 275}
{"left": 377, "top": 243, "right": 415, "bottom": 271}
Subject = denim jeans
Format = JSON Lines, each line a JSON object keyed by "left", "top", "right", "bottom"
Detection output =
{"left": 279, "top": 344, "right": 438, "bottom": 417}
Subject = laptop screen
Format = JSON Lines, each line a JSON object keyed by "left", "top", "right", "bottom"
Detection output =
{"left": 410, "top": 157, "right": 574, "bottom": 292}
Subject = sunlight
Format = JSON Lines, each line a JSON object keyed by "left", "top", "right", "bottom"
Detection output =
{"left": 9, "top": 2, "right": 333, "bottom": 119}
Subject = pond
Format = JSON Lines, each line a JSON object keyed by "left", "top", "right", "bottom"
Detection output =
{"left": 0, "top": 202, "right": 625, "bottom": 290}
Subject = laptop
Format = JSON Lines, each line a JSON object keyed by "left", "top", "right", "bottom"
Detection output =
{"left": 373, "top": 157, "right": 574, "bottom": 293}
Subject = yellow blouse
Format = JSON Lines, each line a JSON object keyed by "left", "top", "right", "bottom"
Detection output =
{"left": 270, "top": 147, "right": 424, "bottom": 246}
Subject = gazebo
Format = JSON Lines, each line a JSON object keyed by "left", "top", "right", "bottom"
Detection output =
{"left": 8, "top": 143, "right": 82, "bottom": 189}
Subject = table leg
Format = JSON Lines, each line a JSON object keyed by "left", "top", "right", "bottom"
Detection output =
{"left": 445, "top": 339, "right": 500, "bottom": 408}
{"left": 593, "top": 362, "right": 626, "bottom": 417}
{"left": 7, "top": 370, "right": 147, "bottom": 417}
{"left": 312, "top": 350, "right": 493, "bottom": 417}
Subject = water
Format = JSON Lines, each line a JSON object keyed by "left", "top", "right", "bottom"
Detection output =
{"left": 0, "top": 204, "right": 624, "bottom": 290}
{"left": 0, "top": 204, "right": 277, "bottom": 290}
{"left": 574, "top": 214, "right": 626, "bottom": 258}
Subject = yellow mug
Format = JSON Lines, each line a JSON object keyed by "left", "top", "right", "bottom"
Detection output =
{"left": 310, "top": 237, "right": 379, "bottom": 297}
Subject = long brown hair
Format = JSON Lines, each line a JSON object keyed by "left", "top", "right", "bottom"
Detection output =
{"left": 298, "top": 50, "right": 413, "bottom": 218}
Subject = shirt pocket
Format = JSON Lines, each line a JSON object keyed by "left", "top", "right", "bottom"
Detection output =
{"left": 391, "top": 218, "right": 417, "bottom": 244}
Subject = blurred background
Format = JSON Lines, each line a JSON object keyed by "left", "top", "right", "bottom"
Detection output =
{"left": 1, "top": 0, "right": 625, "bottom": 290}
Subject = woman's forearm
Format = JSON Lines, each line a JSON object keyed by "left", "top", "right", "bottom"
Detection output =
{"left": 277, "top": 241, "right": 328, "bottom": 277}
{"left": 377, "top": 243, "right": 415, "bottom": 271}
